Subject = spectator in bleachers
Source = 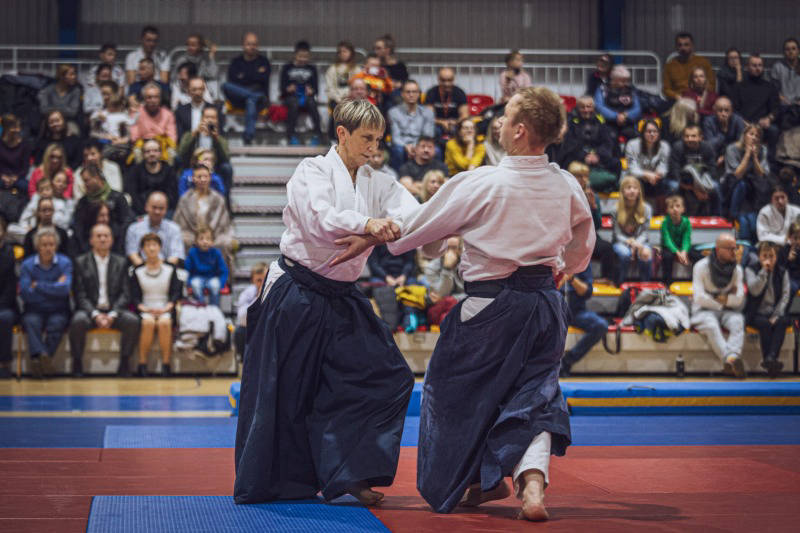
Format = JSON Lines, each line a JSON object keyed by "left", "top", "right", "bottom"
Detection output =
{"left": 326, "top": 41, "right": 361, "bottom": 139}
{"left": 778, "top": 166, "right": 800, "bottom": 205}
{"left": 130, "top": 232, "right": 181, "bottom": 377}
{"left": 176, "top": 105, "right": 231, "bottom": 194}
{"left": 29, "top": 143, "right": 75, "bottom": 199}
{"left": 444, "top": 118, "right": 485, "bottom": 175}
{"left": 388, "top": 80, "right": 435, "bottom": 171}
{"left": 374, "top": 34, "right": 409, "bottom": 90}
{"left": 223, "top": 32, "right": 271, "bottom": 146}
{"left": 559, "top": 265, "right": 608, "bottom": 377}
{"left": 125, "top": 26, "right": 170, "bottom": 86}
{"left": 0, "top": 216, "right": 16, "bottom": 378}
{"left": 770, "top": 37, "right": 800, "bottom": 129}
{"left": 280, "top": 41, "right": 322, "bottom": 146}
{"left": 745, "top": 240, "right": 790, "bottom": 377}
{"left": 611, "top": 176, "right": 653, "bottom": 285}
{"left": 186, "top": 226, "right": 228, "bottom": 307}
{"left": 348, "top": 77, "right": 369, "bottom": 100}
{"left": 725, "top": 124, "right": 770, "bottom": 243}
{"left": 74, "top": 140, "right": 124, "bottom": 201}
{"left": 702, "top": 96, "right": 745, "bottom": 168}
{"left": 594, "top": 65, "right": 641, "bottom": 140}
{"left": 18, "top": 175, "right": 72, "bottom": 232}
{"left": 681, "top": 67, "right": 717, "bottom": 117}
{"left": 89, "top": 88, "right": 132, "bottom": 161}
{"left": 586, "top": 53, "right": 612, "bottom": 97}
{"left": 368, "top": 243, "right": 420, "bottom": 330}
{"left": 398, "top": 136, "right": 449, "bottom": 196}
{"left": 82, "top": 64, "right": 114, "bottom": 115}
{"left": 82, "top": 43, "right": 126, "bottom": 91}
{"left": 174, "top": 164, "right": 235, "bottom": 265}
{"left": 127, "top": 58, "right": 170, "bottom": 107}
{"left": 71, "top": 201, "right": 125, "bottom": 257}
{"left": 417, "top": 169, "right": 445, "bottom": 203}
{"left": 34, "top": 110, "right": 83, "bottom": 169}
{"left": 130, "top": 84, "right": 178, "bottom": 165}
{"left": 778, "top": 221, "right": 800, "bottom": 298}
{"left": 690, "top": 232, "right": 746, "bottom": 378}
{"left": 234, "top": 262, "right": 267, "bottom": 361}
{"left": 68, "top": 223, "right": 140, "bottom": 377}
{"left": 483, "top": 116, "right": 506, "bottom": 165}
{"left": 38, "top": 64, "right": 82, "bottom": 135}
{"left": 662, "top": 97, "right": 699, "bottom": 145}
{"left": 348, "top": 54, "right": 393, "bottom": 114}
{"left": 425, "top": 67, "right": 469, "bottom": 140}
{"left": 717, "top": 48, "right": 743, "bottom": 100}
{"left": 669, "top": 124, "right": 719, "bottom": 216}
{"left": 20, "top": 227, "right": 72, "bottom": 378}
{"left": 124, "top": 139, "right": 177, "bottom": 215}
{"left": 559, "top": 96, "right": 620, "bottom": 193}
{"left": 171, "top": 33, "right": 219, "bottom": 100}
{"left": 0, "top": 172, "right": 27, "bottom": 225}
{"left": 73, "top": 163, "right": 131, "bottom": 247}
{"left": 732, "top": 54, "right": 780, "bottom": 155}
{"left": 169, "top": 62, "right": 199, "bottom": 110}
{"left": 499, "top": 50, "right": 532, "bottom": 104}
{"left": 756, "top": 183, "right": 800, "bottom": 245}
{"left": 178, "top": 148, "right": 226, "bottom": 198}
{"left": 175, "top": 77, "right": 213, "bottom": 140}
{"left": 126, "top": 191, "right": 184, "bottom": 267}
{"left": 0, "top": 114, "right": 32, "bottom": 187}
{"left": 660, "top": 194, "right": 692, "bottom": 286}
{"left": 624, "top": 118, "right": 675, "bottom": 208}
{"left": 367, "top": 149, "right": 397, "bottom": 179}
{"left": 420, "top": 236, "right": 464, "bottom": 327}
{"left": 663, "top": 32, "right": 716, "bottom": 101}
{"left": 22, "top": 198, "right": 70, "bottom": 258}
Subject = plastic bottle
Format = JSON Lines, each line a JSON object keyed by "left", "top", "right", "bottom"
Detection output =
{"left": 676, "top": 354, "right": 685, "bottom": 378}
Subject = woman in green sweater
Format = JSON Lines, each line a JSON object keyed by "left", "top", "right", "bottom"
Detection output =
{"left": 661, "top": 194, "right": 692, "bottom": 285}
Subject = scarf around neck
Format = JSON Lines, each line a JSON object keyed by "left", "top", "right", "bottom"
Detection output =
{"left": 709, "top": 249, "right": 735, "bottom": 289}
{"left": 86, "top": 180, "right": 112, "bottom": 203}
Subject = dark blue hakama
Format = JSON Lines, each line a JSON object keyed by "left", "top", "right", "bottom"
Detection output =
{"left": 234, "top": 257, "right": 414, "bottom": 504}
{"left": 417, "top": 267, "right": 572, "bottom": 513}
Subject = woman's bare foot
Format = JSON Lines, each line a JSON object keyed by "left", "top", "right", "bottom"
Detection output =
{"left": 518, "top": 470, "right": 548, "bottom": 521}
{"left": 347, "top": 482, "right": 384, "bottom": 506}
{"left": 459, "top": 481, "right": 511, "bottom": 507}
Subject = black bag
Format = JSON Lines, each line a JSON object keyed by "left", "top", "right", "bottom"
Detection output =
{"left": 372, "top": 285, "right": 401, "bottom": 331}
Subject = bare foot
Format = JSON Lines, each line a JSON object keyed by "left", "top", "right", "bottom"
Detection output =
{"left": 518, "top": 470, "right": 549, "bottom": 521}
{"left": 347, "top": 482, "right": 384, "bottom": 506}
{"left": 459, "top": 481, "right": 511, "bottom": 507}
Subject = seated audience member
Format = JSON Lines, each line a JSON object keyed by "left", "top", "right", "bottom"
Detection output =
{"left": 125, "top": 25, "right": 170, "bottom": 85}
{"left": 594, "top": 64, "right": 641, "bottom": 140}
{"left": 18, "top": 175, "right": 72, "bottom": 232}
{"left": 128, "top": 58, "right": 171, "bottom": 106}
{"left": 388, "top": 80, "right": 434, "bottom": 170}
{"left": 71, "top": 201, "right": 125, "bottom": 256}
{"left": 624, "top": 118, "right": 675, "bottom": 207}
{"left": 417, "top": 169, "right": 445, "bottom": 203}
{"left": 20, "top": 227, "right": 72, "bottom": 378}
{"left": 745, "top": 241, "right": 790, "bottom": 377}
{"left": 29, "top": 143, "right": 75, "bottom": 199}
{"left": 171, "top": 33, "right": 219, "bottom": 100}
{"left": 350, "top": 54, "right": 394, "bottom": 113}
{"left": 778, "top": 166, "right": 800, "bottom": 206}
{"left": 82, "top": 43, "right": 126, "bottom": 90}
{"left": 367, "top": 149, "right": 397, "bottom": 179}
{"left": 732, "top": 55, "right": 780, "bottom": 153}
{"left": 398, "top": 136, "right": 449, "bottom": 196}
{"left": 173, "top": 164, "right": 235, "bottom": 265}
{"left": 125, "top": 191, "right": 184, "bottom": 267}
{"left": 178, "top": 148, "right": 226, "bottom": 198}
{"left": 690, "top": 232, "right": 746, "bottom": 378}
{"left": 778, "top": 221, "right": 800, "bottom": 297}
{"left": 717, "top": 48, "right": 743, "bottom": 99}
{"left": 660, "top": 194, "right": 692, "bottom": 285}
{"left": 483, "top": 116, "right": 506, "bottom": 165}
{"left": 681, "top": 67, "right": 717, "bottom": 116}
{"left": 420, "top": 236, "right": 465, "bottom": 326}
{"left": 185, "top": 226, "right": 229, "bottom": 307}
{"left": 130, "top": 232, "right": 181, "bottom": 377}
{"left": 374, "top": 34, "right": 409, "bottom": 90}
{"left": 83, "top": 64, "right": 115, "bottom": 115}
{"left": 669, "top": 124, "right": 719, "bottom": 216}
{"left": 124, "top": 139, "right": 177, "bottom": 215}
{"left": 586, "top": 53, "right": 612, "bottom": 97}
{"left": 662, "top": 97, "right": 699, "bottom": 145}
{"left": 68, "top": 223, "right": 140, "bottom": 377}
{"left": 176, "top": 105, "right": 231, "bottom": 194}
{"left": 0, "top": 217, "right": 18, "bottom": 378}
{"left": 38, "top": 64, "right": 82, "bottom": 134}
{"left": 175, "top": 77, "right": 213, "bottom": 140}
{"left": 770, "top": 38, "right": 800, "bottom": 128}
{"left": 130, "top": 84, "right": 177, "bottom": 164}
{"left": 223, "top": 32, "right": 271, "bottom": 146}
{"left": 170, "top": 62, "right": 199, "bottom": 110}
{"left": 725, "top": 124, "right": 771, "bottom": 243}
{"left": 499, "top": 50, "right": 532, "bottom": 104}
{"left": 280, "top": 41, "right": 322, "bottom": 146}
{"left": 74, "top": 140, "right": 124, "bottom": 200}
{"left": 348, "top": 77, "right": 369, "bottom": 100}
{"left": 569, "top": 162, "right": 617, "bottom": 284}
{"left": 663, "top": 32, "right": 716, "bottom": 101}
{"left": 73, "top": 163, "right": 131, "bottom": 243}
{"left": 425, "top": 67, "right": 469, "bottom": 140}
{"left": 325, "top": 41, "right": 360, "bottom": 138}
{"left": 0, "top": 114, "right": 32, "bottom": 185}
{"left": 234, "top": 262, "right": 268, "bottom": 361}
{"left": 702, "top": 97, "right": 746, "bottom": 167}
{"left": 611, "top": 176, "right": 653, "bottom": 285}
{"left": 444, "top": 118, "right": 485, "bottom": 175}
{"left": 559, "top": 96, "right": 620, "bottom": 192}
{"left": 559, "top": 264, "right": 608, "bottom": 377}
{"left": 89, "top": 90, "right": 132, "bottom": 164}
{"left": 0, "top": 172, "right": 27, "bottom": 224}
{"left": 22, "top": 198, "right": 71, "bottom": 258}
{"left": 368, "top": 243, "right": 419, "bottom": 331}
{"left": 34, "top": 110, "right": 83, "bottom": 169}
{"left": 756, "top": 183, "right": 800, "bottom": 245}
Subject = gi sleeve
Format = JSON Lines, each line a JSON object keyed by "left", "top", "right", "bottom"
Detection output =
{"left": 562, "top": 180, "right": 596, "bottom": 275}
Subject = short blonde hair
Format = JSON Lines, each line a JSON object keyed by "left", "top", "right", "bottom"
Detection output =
{"left": 333, "top": 97, "right": 385, "bottom": 136}
{"left": 512, "top": 87, "right": 566, "bottom": 147}
{"left": 567, "top": 161, "right": 590, "bottom": 176}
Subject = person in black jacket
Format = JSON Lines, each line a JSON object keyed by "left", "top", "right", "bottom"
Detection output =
{"left": 68, "top": 224, "right": 140, "bottom": 377}
{"left": 22, "top": 197, "right": 71, "bottom": 258}
{"left": 732, "top": 54, "right": 780, "bottom": 156}
{"left": 123, "top": 139, "right": 177, "bottom": 215}
{"left": 0, "top": 216, "right": 18, "bottom": 378}
{"left": 73, "top": 163, "right": 132, "bottom": 251}
{"left": 280, "top": 41, "right": 322, "bottom": 146}
{"left": 668, "top": 125, "right": 720, "bottom": 216}
{"left": 222, "top": 32, "right": 271, "bottom": 146}
{"left": 33, "top": 110, "right": 83, "bottom": 169}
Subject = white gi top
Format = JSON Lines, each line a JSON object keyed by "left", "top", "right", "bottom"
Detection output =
{"left": 387, "top": 155, "right": 595, "bottom": 281}
{"left": 277, "top": 147, "right": 419, "bottom": 282}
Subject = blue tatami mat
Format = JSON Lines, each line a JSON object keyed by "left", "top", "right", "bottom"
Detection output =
{"left": 561, "top": 381, "right": 800, "bottom": 397}
{"left": 104, "top": 424, "right": 237, "bottom": 448}
{"left": 0, "top": 395, "right": 232, "bottom": 412}
{"left": 86, "top": 495, "right": 389, "bottom": 533}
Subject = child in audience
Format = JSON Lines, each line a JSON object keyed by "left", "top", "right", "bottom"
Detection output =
{"left": 612, "top": 176, "right": 653, "bottom": 285}
{"left": 660, "top": 194, "right": 692, "bottom": 285}
{"left": 778, "top": 221, "right": 800, "bottom": 299}
{"left": 90, "top": 92, "right": 131, "bottom": 145}
{"left": 185, "top": 226, "right": 228, "bottom": 307}
{"left": 18, "top": 175, "right": 72, "bottom": 231}
{"left": 234, "top": 262, "right": 268, "bottom": 361}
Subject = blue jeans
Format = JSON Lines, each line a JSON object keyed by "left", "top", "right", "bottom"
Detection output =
{"left": 222, "top": 82, "right": 266, "bottom": 142}
{"left": 190, "top": 276, "right": 222, "bottom": 306}
{"left": 613, "top": 242, "right": 652, "bottom": 286}
{"left": 0, "top": 308, "right": 16, "bottom": 363}
{"left": 389, "top": 144, "right": 408, "bottom": 171}
{"left": 21, "top": 310, "right": 69, "bottom": 357}
{"left": 729, "top": 179, "right": 757, "bottom": 243}
{"left": 564, "top": 309, "right": 608, "bottom": 367}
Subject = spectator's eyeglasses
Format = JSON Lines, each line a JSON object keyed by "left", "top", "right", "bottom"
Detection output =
{"left": 439, "top": 77, "right": 454, "bottom": 82}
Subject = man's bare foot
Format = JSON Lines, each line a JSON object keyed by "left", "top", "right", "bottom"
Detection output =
{"left": 518, "top": 470, "right": 549, "bottom": 521}
{"left": 347, "top": 482, "right": 384, "bottom": 506}
{"left": 459, "top": 481, "right": 511, "bottom": 507}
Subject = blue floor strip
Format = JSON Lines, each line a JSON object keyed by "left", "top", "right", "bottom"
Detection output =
{"left": 104, "top": 424, "right": 237, "bottom": 448}
{"left": 86, "top": 495, "right": 389, "bottom": 533}
{"left": 561, "top": 381, "right": 800, "bottom": 397}
{"left": 0, "top": 395, "right": 231, "bottom": 411}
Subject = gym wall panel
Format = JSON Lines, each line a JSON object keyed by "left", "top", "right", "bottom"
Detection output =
{"left": 0, "top": 0, "right": 59, "bottom": 44}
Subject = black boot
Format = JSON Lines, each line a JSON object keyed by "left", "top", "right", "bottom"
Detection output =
{"left": 161, "top": 363, "right": 171, "bottom": 377}
{"left": 117, "top": 359, "right": 131, "bottom": 377}
{"left": 137, "top": 363, "right": 148, "bottom": 378}
{"left": 72, "top": 359, "right": 83, "bottom": 378}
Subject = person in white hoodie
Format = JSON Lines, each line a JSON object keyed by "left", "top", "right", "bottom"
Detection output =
{"left": 756, "top": 183, "right": 800, "bottom": 245}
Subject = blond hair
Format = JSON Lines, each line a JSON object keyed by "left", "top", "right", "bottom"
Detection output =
{"left": 567, "top": 161, "right": 590, "bottom": 177}
{"left": 250, "top": 262, "right": 268, "bottom": 277}
{"left": 40, "top": 143, "right": 66, "bottom": 179}
{"left": 616, "top": 176, "right": 646, "bottom": 228}
{"left": 736, "top": 123, "right": 763, "bottom": 151}
{"left": 510, "top": 86, "right": 566, "bottom": 147}
{"left": 419, "top": 170, "right": 446, "bottom": 202}
{"left": 333, "top": 97, "right": 385, "bottom": 136}
{"left": 667, "top": 98, "right": 698, "bottom": 139}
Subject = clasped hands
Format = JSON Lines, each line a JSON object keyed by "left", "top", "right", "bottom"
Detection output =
{"left": 329, "top": 218, "right": 401, "bottom": 267}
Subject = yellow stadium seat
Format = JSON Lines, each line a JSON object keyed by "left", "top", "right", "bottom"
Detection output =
{"left": 669, "top": 281, "right": 693, "bottom": 296}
